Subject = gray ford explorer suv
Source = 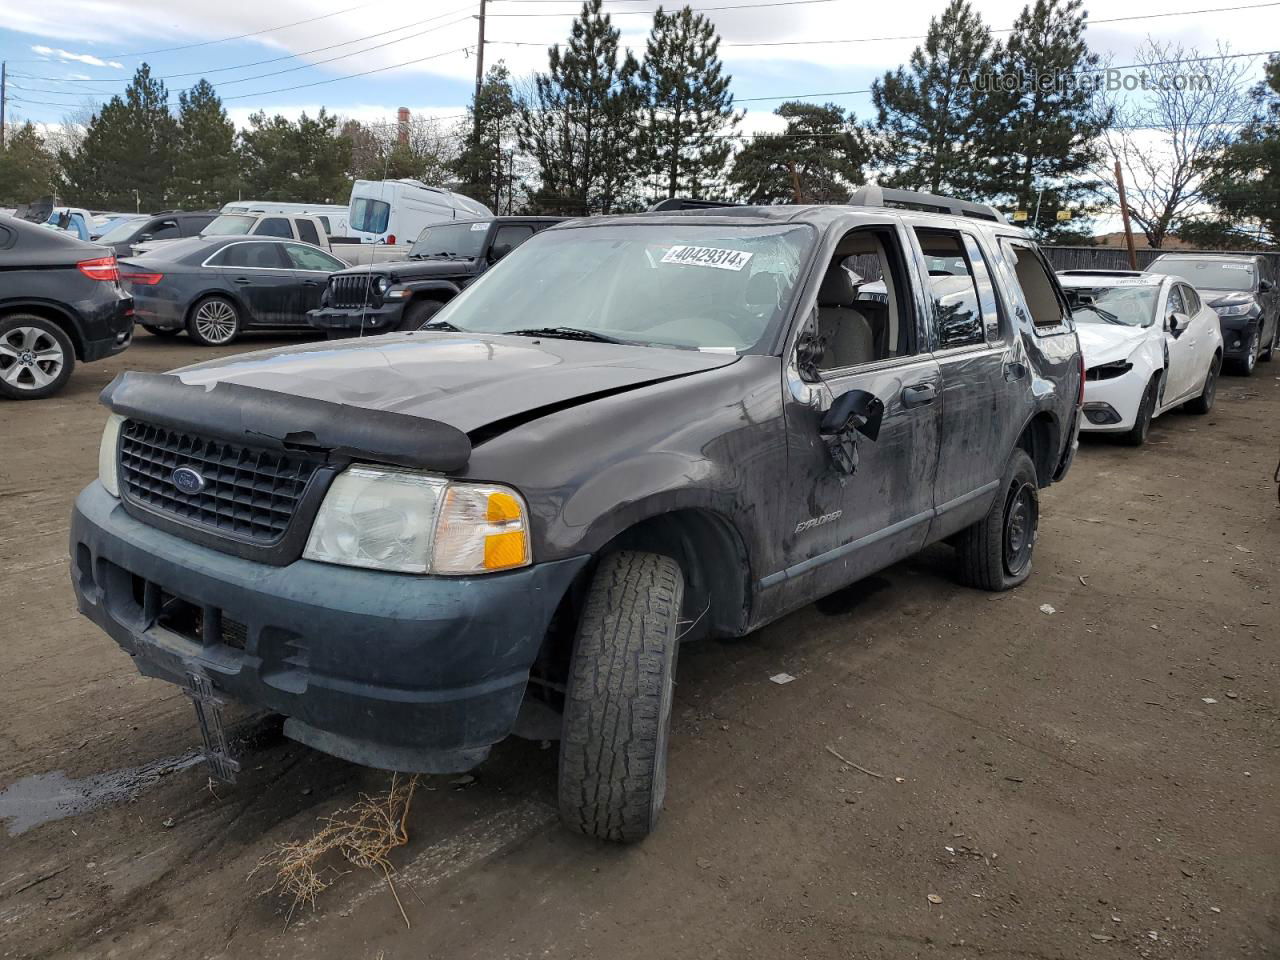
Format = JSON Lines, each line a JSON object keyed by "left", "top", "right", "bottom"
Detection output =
{"left": 70, "top": 188, "right": 1082, "bottom": 842}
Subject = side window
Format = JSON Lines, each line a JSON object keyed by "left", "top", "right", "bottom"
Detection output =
{"left": 814, "top": 226, "right": 916, "bottom": 372}
{"left": 150, "top": 219, "right": 179, "bottom": 240}
{"left": 913, "top": 228, "right": 985, "bottom": 349}
{"left": 284, "top": 243, "right": 344, "bottom": 272}
{"left": 213, "top": 242, "right": 286, "bottom": 269}
{"left": 254, "top": 217, "right": 293, "bottom": 239}
{"left": 317, "top": 216, "right": 331, "bottom": 233}
{"left": 179, "top": 217, "right": 207, "bottom": 237}
{"left": 296, "top": 219, "right": 321, "bottom": 246}
{"left": 963, "top": 236, "right": 1002, "bottom": 342}
{"left": 1166, "top": 285, "right": 1185, "bottom": 316}
{"left": 1179, "top": 284, "right": 1200, "bottom": 314}
{"left": 490, "top": 225, "right": 534, "bottom": 257}
{"left": 1003, "top": 242, "right": 1069, "bottom": 329}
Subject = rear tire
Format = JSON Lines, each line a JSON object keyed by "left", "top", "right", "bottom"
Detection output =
{"left": 186, "top": 295, "right": 241, "bottom": 346}
{"left": 400, "top": 298, "right": 445, "bottom": 332}
{"left": 0, "top": 314, "right": 76, "bottom": 400}
{"left": 141, "top": 324, "right": 180, "bottom": 338}
{"left": 1121, "top": 377, "right": 1158, "bottom": 446}
{"left": 954, "top": 449, "right": 1039, "bottom": 592}
{"left": 1184, "top": 355, "right": 1220, "bottom": 415}
{"left": 558, "top": 551, "right": 684, "bottom": 843}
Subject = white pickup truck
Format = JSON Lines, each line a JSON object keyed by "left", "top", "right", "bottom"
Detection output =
{"left": 133, "top": 212, "right": 409, "bottom": 266}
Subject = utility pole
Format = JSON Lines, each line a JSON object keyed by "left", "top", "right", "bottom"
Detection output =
{"left": 474, "top": 0, "right": 487, "bottom": 112}
{"left": 1114, "top": 158, "right": 1138, "bottom": 270}
{"left": 1, "top": 61, "right": 7, "bottom": 150}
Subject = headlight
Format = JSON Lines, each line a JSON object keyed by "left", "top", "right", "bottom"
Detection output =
{"left": 1215, "top": 302, "right": 1253, "bottom": 317}
{"left": 303, "top": 465, "right": 531, "bottom": 575}
{"left": 99, "top": 413, "right": 124, "bottom": 497}
{"left": 1085, "top": 360, "right": 1133, "bottom": 382}
{"left": 374, "top": 276, "right": 389, "bottom": 295}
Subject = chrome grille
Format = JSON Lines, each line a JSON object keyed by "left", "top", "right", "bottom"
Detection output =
{"left": 119, "top": 419, "right": 324, "bottom": 544}
{"left": 329, "top": 274, "right": 381, "bottom": 309}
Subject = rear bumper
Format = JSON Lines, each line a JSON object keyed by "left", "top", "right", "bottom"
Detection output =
{"left": 70, "top": 482, "right": 589, "bottom": 772}
{"left": 307, "top": 304, "right": 404, "bottom": 333}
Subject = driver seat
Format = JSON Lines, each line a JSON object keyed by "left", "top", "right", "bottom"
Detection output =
{"left": 816, "top": 264, "right": 875, "bottom": 370}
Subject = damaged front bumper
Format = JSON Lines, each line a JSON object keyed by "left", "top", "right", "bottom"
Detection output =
{"left": 71, "top": 481, "right": 587, "bottom": 773}
{"left": 307, "top": 303, "right": 404, "bottom": 334}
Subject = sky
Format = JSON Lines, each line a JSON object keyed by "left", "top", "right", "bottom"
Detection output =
{"left": 1, "top": 0, "right": 1277, "bottom": 140}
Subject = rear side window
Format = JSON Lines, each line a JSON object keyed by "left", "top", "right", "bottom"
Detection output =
{"left": 1004, "top": 242, "right": 1068, "bottom": 329}
{"left": 296, "top": 219, "right": 321, "bottom": 246}
{"left": 149, "top": 219, "right": 179, "bottom": 240}
{"left": 179, "top": 216, "right": 213, "bottom": 237}
{"left": 317, "top": 216, "right": 331, "bottom": 233}
{"left": 491, "top": 224, "right": 535, "bottom": 254}
{"left": 913, "top": 228, "right": 984, "bottom": 349}
{"left": 254, "top": 217, "right": 293, "bottom": 239}
{"left": 211, "top": 242, "right": 286, "bottom": 269}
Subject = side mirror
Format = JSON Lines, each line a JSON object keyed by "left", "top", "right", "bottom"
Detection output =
{"left": 819, "top": 389, "right": 884, "bottom": 441}
{"left": 1167, "top": 312, "right": 1189, "bottom": 335}
{"left": 1259, "top": 278, "right": 1273, "bottom": 293}
{"left": 489, "top": 242, "right": 513, "bottom": 262}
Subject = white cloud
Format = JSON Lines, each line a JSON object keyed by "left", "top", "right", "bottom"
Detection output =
{"left": 30, "top": 45, "right": 124, "bottom": 69}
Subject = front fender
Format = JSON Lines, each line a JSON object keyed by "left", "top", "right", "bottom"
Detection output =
{"left": 401, "top": 279, "right": 462, "bottom": 298}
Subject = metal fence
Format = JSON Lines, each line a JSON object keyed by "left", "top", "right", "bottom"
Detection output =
{"left": 1042, "top": 245, "right": 1280, "bottom": 275}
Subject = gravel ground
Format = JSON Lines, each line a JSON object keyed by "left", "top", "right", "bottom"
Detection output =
{"left": 1, "top": 331, "right": 1276, "bottom": 960}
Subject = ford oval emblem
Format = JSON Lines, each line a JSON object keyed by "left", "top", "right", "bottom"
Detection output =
{"left": 171, "top": 466, "right": 206, "bottom": 495}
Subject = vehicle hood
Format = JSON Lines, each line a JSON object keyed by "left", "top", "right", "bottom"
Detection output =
{"left": 1076, "top": 323, "right": 1149, "bottom": 367}
{"left": 172, "top": 333, "right": 740, "bottom": 434}
{"left": 335, "top": 257, "right": 477, "bottom": 281}
{"left": 1199, "top": 289, "right": 1258, "bottom": 308}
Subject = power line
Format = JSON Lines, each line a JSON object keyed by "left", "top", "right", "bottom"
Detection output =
{"left": 488, "top": 0, "right": 838, "bottom": 14}
{"left": 220, "top": 45, "right": 473, "bottom": 102}
{"left": 10, "top": 5, "right": 476, "bottom": 85}
{"left": 7, "top": 0, "right": 391, "bottom": 64}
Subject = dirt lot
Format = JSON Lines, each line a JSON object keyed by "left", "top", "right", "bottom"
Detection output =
{"left": 1, "top": 332, "right": 1277, "bottom": 960}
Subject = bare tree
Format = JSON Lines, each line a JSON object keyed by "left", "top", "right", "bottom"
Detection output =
{"left": 36, "top": 101, "right": 98, "bottom": 163}
{"left": 1097, "top": 40, "right": 1254, "bottom": 247}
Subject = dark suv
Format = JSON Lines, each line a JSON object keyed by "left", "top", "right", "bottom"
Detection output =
{"left": 70, "top": 189, "right": 1081, "bottom": 841}
{"left": 96, "top": 211, "right": 218, "bottom": 258}
{"left": 308, "top": 216, "right": 564, "bottom": 336}
{"left": 0, "top": 214, "right": 133, "bottom": 400}
{"left": 1145, "top": 253, "right": 1280, "bottom": 375}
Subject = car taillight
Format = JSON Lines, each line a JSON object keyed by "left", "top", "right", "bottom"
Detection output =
{"left": 387, "top": 234, "right": 396, "bottom": 245}
{"left": 78, "top": 256, "right": 120, "bottom": 282}
{"left": 122, "top": 271, "right": 164, "bottom": 286}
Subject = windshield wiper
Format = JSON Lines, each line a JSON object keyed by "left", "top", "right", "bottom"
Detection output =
{"left": 1076, "top": 304, "right": 1124, "bottom": 324}
{"left": 505, "top": 326, "right": 635, "bottom": 345}
{"left": 421, "top": 318, "right": 461, "bottom": 331}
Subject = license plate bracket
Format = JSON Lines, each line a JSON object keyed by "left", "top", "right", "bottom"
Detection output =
{"left": 184, "top": 671, "right": 240, "bottom": 784}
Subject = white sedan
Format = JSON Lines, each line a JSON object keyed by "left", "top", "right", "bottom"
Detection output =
{"left": 1058, "top": 271, "right": 1223, "bottom": 445}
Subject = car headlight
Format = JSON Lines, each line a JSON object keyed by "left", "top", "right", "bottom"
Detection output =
{"left": 303, "top": 465, "right": 531, "bottom": 575}
{"left": 1085, "top": 359, "right": 1133, "bottom": 382}
{"left": 374, "top": 276, "right": 389, "bottom": 296}
{"left": 1215, "top": 302, "right": 1253, "bottom": 318}
{"left": 99, "top": 413, "right": 125, "bottom": 497}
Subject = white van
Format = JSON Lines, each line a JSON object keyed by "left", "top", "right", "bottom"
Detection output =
{"left": 220, "top": 201, "right": 350, "bottom": 237}
{"left": 346, "top": 180, "right": 492, "bottom": 246}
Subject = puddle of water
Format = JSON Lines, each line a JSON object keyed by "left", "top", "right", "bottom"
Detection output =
{"left": 0, "top": 751, "right": 203, "bottom": 836}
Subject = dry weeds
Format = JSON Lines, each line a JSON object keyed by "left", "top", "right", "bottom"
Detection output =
{"left": 252, "top": 773, "right": 420, "bottom": 927}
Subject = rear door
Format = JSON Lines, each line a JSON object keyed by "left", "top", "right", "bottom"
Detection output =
{"left": 209, "top": 241, "right": 298, "bottom": 326}
{"left": 772, "top": 217, "right": 941, "bottom": 611}
{"left": 283, "top": 242, "right": 348, "bottom": 319}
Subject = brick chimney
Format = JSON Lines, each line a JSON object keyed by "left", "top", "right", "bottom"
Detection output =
{"left": 397, "top": 107, "right": 410, "bottom": 146}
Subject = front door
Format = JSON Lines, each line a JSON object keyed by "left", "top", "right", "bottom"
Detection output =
{"left": 1162, "top": 283, "right": 1199, "bottom": 403}
{"left": 283, "top": 242, "right": 347, "bottom": 324}
{"left": 766, "top": 220, "right": 941, "bottom": 616}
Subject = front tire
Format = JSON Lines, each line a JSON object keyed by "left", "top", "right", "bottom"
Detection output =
{"left": 1121, "top": 376, "right": 1158, "bottom": 446}
{"left": 186, "top": 296, "right": 241, "bottom": 346}
{"left": 954, "top": 449, "right": 1039, "bottom": 592}
{"left": 558, "top": 551, "right": 684, "bottom": 843}
{"left": 1230, "top": 330, "right": 1259, "bottom": 376}
{"left": 1261, "top": 322, "right": 1277, "bottom": 362}
{"left": 1184, "top": 355, "right": 1220, "bottom": 415}
{"left": 400, "top": 298, "right": 445, "bottom": 332}
{"left": 0, "top": 314, "right": 76, "bottom": 400}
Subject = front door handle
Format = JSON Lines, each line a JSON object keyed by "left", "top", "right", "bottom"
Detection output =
{"left": 1004, "top": 361, "right": 1028, "bottom": 382}
{"left": 901, "top": 382, "right": 937, "bottom": 407}
{"left": 233, "top": 277, "right": 253, "bottom": 285}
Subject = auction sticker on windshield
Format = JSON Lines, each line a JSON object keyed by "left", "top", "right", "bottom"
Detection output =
{"left": 661, "top": 245, "right": 754, "bottom": 271}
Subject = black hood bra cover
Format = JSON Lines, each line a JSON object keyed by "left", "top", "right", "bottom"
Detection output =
{"left": 101, "top": 371, "right": 473, "bottom": 472}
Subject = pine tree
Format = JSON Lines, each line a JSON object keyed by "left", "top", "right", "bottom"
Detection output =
{"left": 518, "top": 0, "right": 643, "bottom": 214}
{"left": 728, "top": 102, "right": 867, "bottom": 204}
{"left": 870, "top": 0, "right": 999, "bottom": 197}
{"left": 58, "top": 64, "right": 179, "bottom": 210}
{"left": 0, "top": 123, "right": 57, "bottom": 204}
{"left": 454, "top": 63, "right": 521, "bottom": 211}
{"left": 172, "top": 80, "right": 238, "bottom": 209}
{"left": 238, "top": 109, "right": 352, "bottom": 203}
{"left": 639, "top": 6, "right": 738, "bottom": 200}
{"left": 981, "top": 0, "right": 1108, "bottom": 239}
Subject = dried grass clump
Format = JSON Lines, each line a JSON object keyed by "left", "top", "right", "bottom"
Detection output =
{"left": 253, "top": 773, "right": 419, "bottom": 927}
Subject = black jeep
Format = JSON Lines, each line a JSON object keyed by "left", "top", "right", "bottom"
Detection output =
{"left": 71, "top": 189, "right": 1082, "bottom": 842}
{"left": 308, "top": 216, "right": 565, "bottom": 337}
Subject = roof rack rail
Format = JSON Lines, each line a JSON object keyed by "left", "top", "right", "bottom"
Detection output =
{"left": 847, "top": 185, "right": 1007, "bottom": 224}
{"left": 647, "top": 197, "right": 743, "bottom": 212}
{"left": 1057, "top": 269, "right": 1146, "bottom": 277}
